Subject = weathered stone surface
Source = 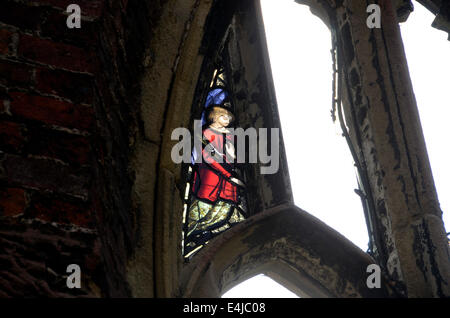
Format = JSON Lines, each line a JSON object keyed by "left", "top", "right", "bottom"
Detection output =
{"left": 139, "top": 0, "right": 202, "bottom": 144}
{"left": 180, "top": 204, "right": 395, "bottom": 298}
{"left": 126, "top": 140, "right": 159, "bottom": 298}
{"left": 226, "top": 0, "right": 293, "bottom": 215}
{"left": 335, "top": 0, "right": 450, "bottom": 297}
{"left": 154, "top": 168, "right": 183, "bottom": 297}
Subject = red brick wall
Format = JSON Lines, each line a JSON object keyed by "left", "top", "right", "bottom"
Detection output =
{"left": 0, "top": 0, "right": 158, "bottom": 297}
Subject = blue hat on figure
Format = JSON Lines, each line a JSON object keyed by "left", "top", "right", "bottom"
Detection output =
{"left": 201, "top": 88, "right": 234, "bottom": 125}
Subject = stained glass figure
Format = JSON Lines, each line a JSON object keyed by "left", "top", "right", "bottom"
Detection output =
{"left": 183, "top": 87, "right": 247, "bottom": 258}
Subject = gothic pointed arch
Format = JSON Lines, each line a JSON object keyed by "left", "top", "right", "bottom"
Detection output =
{"left": 179, "top": 204, "right": 394, "bottom": 297}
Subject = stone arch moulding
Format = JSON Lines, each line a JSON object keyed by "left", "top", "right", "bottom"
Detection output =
{"left": 179, "top": 204, "right": 394, "bottom": 298}
{"left": 126, "top": 0, "right": 216, "bottom": 298}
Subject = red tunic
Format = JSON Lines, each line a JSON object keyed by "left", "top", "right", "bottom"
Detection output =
{"left": 192, "top": 127, "right": 238, "bottom": 203}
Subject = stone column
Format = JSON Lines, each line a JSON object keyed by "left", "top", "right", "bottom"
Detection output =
{"left": 336, "top": 0, "right": 450, "bottom": 297}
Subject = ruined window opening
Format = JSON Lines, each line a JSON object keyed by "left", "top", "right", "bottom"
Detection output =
{"left": 182, "top": 52, "right": 249, "bottom": 260}
{"left": 178, "top": 0, "right": 450, "bottom": 298}
{"left": 399, "top": 1, "right": 450, "bottom": 234}
{"left": 260, "top": 0, "right": 371, "bottom": 251}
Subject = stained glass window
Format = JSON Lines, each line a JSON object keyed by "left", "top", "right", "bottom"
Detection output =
{"left": 182, "top": 66, "right": 248, "bottom": 259}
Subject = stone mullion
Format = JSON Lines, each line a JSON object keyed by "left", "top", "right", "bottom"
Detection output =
{"left": 337, "top": 0, "right": 450, "bottom": 297}
{"left": 153, "top": 0, "right": 214, "bottom": 298}
{"left": 378, "top": 0, "right": 450, "bottom": 298}
{"left": 227, "top": 0, "right": 293, "bottom": 214}
{"left": 335, "top": 2, "right": 396, "bottom": 281}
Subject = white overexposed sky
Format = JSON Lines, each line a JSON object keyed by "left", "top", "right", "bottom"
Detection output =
{"left": 222, "top": 274, "right": 298, "bottom": 298}
{"left": 223, "top": 0, "right": 450, "bottom": 298}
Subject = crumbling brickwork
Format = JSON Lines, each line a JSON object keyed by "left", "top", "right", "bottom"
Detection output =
{"left": 0, "top": 0, "right": 164, "bottom": 297}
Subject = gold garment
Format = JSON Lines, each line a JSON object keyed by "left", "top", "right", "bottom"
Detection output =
{"left": 187, "top": 199, "right": 245, "bottom": 237}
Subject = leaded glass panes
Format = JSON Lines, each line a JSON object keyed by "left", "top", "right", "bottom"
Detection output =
{"left": 182, "top": 66, "right": 248, "bottom": 259}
